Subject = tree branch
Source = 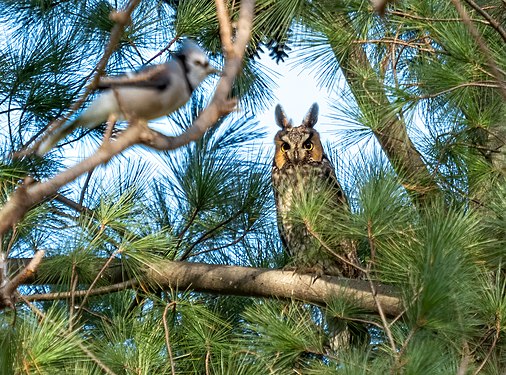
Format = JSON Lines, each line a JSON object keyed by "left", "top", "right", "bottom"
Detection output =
{"left": 450, "top": 0, "right": 506, "bottom": 101}
{"left": 0, "top": 0, "right": 255, "bottom": 309}
{"left": 17, "top": 0, "right": 141, "bottom": 156}
{"left": 0, "top": 250, "right": 45, "bottom": 309}
{"left": 140, "top": 0, "right": 255, "bottom": 151}
{"left": 331, "top": 14, "right": 440, "bottom": 205}
{"left": 20, "top": 260, "right": 402, "bottom": 317}
{"left": 462, "top": 0, "right": 506, "bottom": 44}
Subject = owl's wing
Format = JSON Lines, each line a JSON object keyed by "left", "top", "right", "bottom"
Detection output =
{"left": 272, "top": 184, "right": 291, "bottom": 255}
{"left": 321, "top": 155, "right": 363, "bottom": 277}
{"left": 321, "top": 155, "right": 348, "bottom": 206}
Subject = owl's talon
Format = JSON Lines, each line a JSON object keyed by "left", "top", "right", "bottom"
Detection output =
{"left": 282, "top": 265, "right": 299, "bottom": 277}
{"left": 310, "top": 274, "right": 320, "bottom": 285}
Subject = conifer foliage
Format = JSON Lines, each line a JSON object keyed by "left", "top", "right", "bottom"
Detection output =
{"left": 0, "top": 0, "right": 505, "bottom": 373}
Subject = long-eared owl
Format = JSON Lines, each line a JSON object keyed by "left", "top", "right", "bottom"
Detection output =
{"left": 271, "top": 103, "right": 361, "bottom": 278}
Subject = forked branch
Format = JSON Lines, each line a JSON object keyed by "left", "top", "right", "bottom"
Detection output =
{"left": 0, "top": 0, "right": 255, "bottom": 310}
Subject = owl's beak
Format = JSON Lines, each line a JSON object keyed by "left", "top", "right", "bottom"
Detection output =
{"left": 293, "top": 149, "right": 301, "bottom": 162}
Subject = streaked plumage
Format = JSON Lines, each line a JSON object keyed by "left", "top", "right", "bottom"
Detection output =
{"left": 271, "top": 103, "right": 360, "bottom": 278}
{"left": 271, "top": 103, "right": 364, "bottom": 353}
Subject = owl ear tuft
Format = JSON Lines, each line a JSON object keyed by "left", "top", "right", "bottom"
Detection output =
{"left": 275, "top": 104, "right": 292, "bottom": 129}
{"left": 302, "top": 103, "right": 319, "bottom": 128}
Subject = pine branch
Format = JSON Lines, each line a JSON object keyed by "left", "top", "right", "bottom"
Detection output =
{"left": 462, "top": 0, "right": 506, "bottom": 44}
{"left": 0, "top": 250, "right": 45, "bottom": 309}
{"left": 18, "top": 260, "right": 402, "bottom": 317}
{"left": 0, "top": 0, "right": 256, "bottom": 308}
{"left": 450, "top": 0, "right": 506, "bottom": 100}
{"left": 329, "top": 14, "right": 440, "bottom": 205}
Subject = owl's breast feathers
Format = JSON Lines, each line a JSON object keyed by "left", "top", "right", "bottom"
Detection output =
{"left": 271, "top": 103, "right": 361, "bottom": 278}
{"left": 272, "top": 156, "right": 359, "bottom": 277}
{"left": 272, "top": 158, "right": 338, "bottom": 253}
{"left": 272, "top": 155, "right": 345, "bottom": 205}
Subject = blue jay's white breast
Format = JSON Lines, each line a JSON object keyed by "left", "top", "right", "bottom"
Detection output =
{"left": 112, "top": 83, "right": 189, "bottom": 120}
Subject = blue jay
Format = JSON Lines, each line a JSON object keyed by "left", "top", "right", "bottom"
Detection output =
{"left": 36, "top": 39, "right": 218, "bottom": 156}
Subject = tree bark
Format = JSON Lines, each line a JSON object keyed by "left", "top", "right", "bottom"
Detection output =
{"left": 13, "top": 258, "right": 402, "bottom": 316}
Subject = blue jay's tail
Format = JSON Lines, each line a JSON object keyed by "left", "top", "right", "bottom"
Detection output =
{"left": 35, "top": 118, "right": 83, "bottom": 156}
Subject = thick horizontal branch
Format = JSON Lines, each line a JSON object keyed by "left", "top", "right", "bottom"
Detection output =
{"left": 146, "top": 262, "right": 401, "bottom": 316}
{"left": 17, "top": 258, "right": 401, "bottom": 317}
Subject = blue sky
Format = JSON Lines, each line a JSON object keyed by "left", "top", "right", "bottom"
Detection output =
{"left": 255, "top": 51, "right": 335, "bottom": 142}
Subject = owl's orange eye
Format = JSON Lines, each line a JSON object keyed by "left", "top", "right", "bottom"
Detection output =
{"left": 303, "top": 141, "right": 313, "bottom": 150}
{"left": 281, "top": 143, "right": 290, "bottom": 152}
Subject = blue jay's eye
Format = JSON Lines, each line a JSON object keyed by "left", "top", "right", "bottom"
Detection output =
{"left": 195, "top": 60, "right": 208, "bottom": 68}
{"left": 281, "top": 143, "right": 290, "bottom": 152}
{"left": 303, "top": 141, "right": 313, "bottom": 150}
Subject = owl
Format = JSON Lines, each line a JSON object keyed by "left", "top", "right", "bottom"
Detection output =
{"left": 272, "top": 103, "right": 361, "bottom": 279}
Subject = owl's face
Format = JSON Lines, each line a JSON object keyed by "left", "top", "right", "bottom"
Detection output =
{"left": 273, "top": 103, "right": 324, "bottom": 170}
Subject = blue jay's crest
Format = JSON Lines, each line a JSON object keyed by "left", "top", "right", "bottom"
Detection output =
{"left": 35, "top": 39, "right": 217, "bottom": 156}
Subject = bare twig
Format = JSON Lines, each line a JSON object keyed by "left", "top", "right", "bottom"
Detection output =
{"left": 304, "top": 220, "right": 367, "bottom": 274}
{"left": 367, "top": 220, "right": 376, "bottom": 262}
{"left": 0, "top": 252, "right": 7, "bottom": 287}
{"left": 457, "top": 342, "right": 471, "bottom": 375}
{"left": 163, "top": 302, "right": 177, "bottom": 375}
{"left": 396, "top": 326, "right": 417, "bottom": 360}
{"left": 144, "top": 37, "right": 179, "bottom": 66}
{"left": 353, "top": 38, "right": 442, "bottom": 54}
{"left": 215, "top": 0, "right": 234, "bottom": 56}
{"left": 78, "top": 169, "right": 94, "bottom": 206}
{"left": 463, "top": 0, "right": 506, "bottom": 43}
{"left": 413, "top": 81, "right": 502, "bottom": 100}
{"left": 390, "top": 10, "right": 490, "bottom": 24}
{"left": 205, "top": 349, "right": 211, "bottom": 375}
{"left": 366, "top": 228, "right": 397, "bottom": 355}
{"left": 68, "top": 263, "right": 78, "bottom": 331}
{"left": 191, "top": 229, "right": 250, "bottom": 257}
{"left": 25, "top": 279, "right": 139, "bottom": 302}
{"left": 473, "top": 318, "right": 501, "bottom": 375}
{"left": 79, "top": 249, "right": 122, "bottom": 309}
{"left": 366, "top": 271, "right": 398, "bottom": 353}
{"left": 180, "top": 210, "right": 245, "bottom": 260}
{"left": 102, "top": 113, "right": 117, "bottom": 144}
